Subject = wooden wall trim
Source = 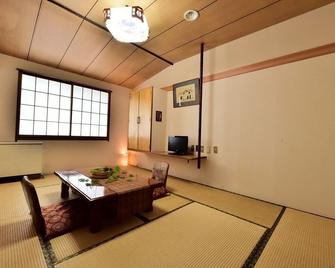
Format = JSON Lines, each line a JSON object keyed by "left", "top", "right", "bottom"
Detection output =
{"left": 162, "top": 42, "right": 335, "bottom": 91}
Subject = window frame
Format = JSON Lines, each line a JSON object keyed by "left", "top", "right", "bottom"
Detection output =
{"left": 15, "top": 69, "right": 111, "bottom": 141}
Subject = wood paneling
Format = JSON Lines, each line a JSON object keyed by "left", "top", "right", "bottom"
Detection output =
{"left": 161, "top": 42, "right": 335, "bottom": 91}
{"left": 29, "top": 1, "right": 82, "bottom": 66}
{"left": 128, "top": 91, "right": 139, "bottom": 150}
{"left": 118, "top": 0, "right": 335, "bottom": 89}
{"left": 128, "top": 87, "right": 152, "bottom": 151}
{"left": 104, "top": 49, "right": 155, "bottom": 85}
{"left": 86, "top": 0, "right": 154, "bottom": 27}
{"left": 84, "top": 40, "right": 136, "bottom": 80}
{"left": 59, "top": 21, "right": 111, "bottom": 73}
{"left": 0, "top": 0, "right": 333, "bottom": 88}
{"left": 122, "top": 59, "right": 170, "bottom": 88}
{"left": 53, "top": 0, "right": 98, "bottom": 16}
{"left": 145, "top": 0, "right": 215, "bottom": 40}
{"left": 0, "top": 0, "right": 40, "bottom": 58}
{"left": 143, "top": 0, "right": 278, "bottom": 55}
{"left": 138, "top": 87, "right": 153, "bottom": 151}
{"left": 163, "top": 0, "right": 335, "bottom": 63}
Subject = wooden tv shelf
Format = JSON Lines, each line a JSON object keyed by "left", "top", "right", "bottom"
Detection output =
{"left": 150, "top": 151, "right": 207, "bottom": 161}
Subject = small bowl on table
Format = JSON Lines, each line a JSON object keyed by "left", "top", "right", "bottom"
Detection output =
{"left": 90, "top": 168, "right": 112, "bottom": 179}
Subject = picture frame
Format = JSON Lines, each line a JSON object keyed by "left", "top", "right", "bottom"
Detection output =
{"left": 173, "top": 78, "right": 200, "bottom": 108}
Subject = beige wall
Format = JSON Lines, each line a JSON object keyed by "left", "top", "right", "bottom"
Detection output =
{"left": 0, "top": 53, "right": 130, "bottom": 173}
{"left": 129, "top": 3, "right": 335, "bottom": 218}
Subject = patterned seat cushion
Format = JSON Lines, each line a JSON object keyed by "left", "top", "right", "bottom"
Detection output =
{"left": 41, "top": 199, "right": 86, "bottom": 239}
{"left": 153, "top": 186, "right": 168, "bottom": 200}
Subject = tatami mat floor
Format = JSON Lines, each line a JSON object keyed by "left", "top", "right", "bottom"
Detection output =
{"left": 139, "top": 193, "right": 192, "bottom": 221}
{"left": 167, "top": 178, "right": 282, "bottom": 228}
{"left": 0, "top": 167, "right": 335, "bottom": 268}
{"left": 36, "top": 184, "right": 78, "bottom": 207}
{"left": 0, "top": 182, "right": 47, "bottom": 268}
{"left": 32, "top": 175, "right": 61, "bottom": 188}
{"left": 56, "top": 203, "right": 266, "bottom": 268}
{"left": 127, "top": 166, "right": 282, "bottom": 228}
{"left": 256, "top": 208, "right": 335, "bottom": 268}
{"left": 51, "top": 216, "right": 144, "bottom": 262}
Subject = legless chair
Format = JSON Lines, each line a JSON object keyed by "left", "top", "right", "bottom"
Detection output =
{"left": 152, "top": 162, "right": 170, "bottom": 199}
{"left": 21, "top": 176, "right": 86, "bottom": 239}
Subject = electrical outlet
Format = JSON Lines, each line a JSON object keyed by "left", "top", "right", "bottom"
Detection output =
{"left": 207, "top": 146, "right": 211, "bottom": 154}
{"left": 195, "top": 145, "right": 199, "bottom": 152}
{"left": 213, "top": 146, "right": 218, "bottom": 154}
{"left": 190, "top": 145, "right": 194, "bottom": 152}
{"left": 201, "top": 146, "right": 204, "bottom": 153}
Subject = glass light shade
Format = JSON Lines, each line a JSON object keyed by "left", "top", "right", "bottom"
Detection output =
{"left": 105, "top": 6, "right": 149, "bottom": 43}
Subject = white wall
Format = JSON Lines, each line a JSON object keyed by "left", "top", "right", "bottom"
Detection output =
{"left": 129, "top": 3, "right": 335, "bottom": 218}
{"left": 0, "top": 53, "right": 130, "bottom": 174}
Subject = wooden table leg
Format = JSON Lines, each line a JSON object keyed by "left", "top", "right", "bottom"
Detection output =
{"left": 89, "top": 202, "right": 103, "bottom": 233}
{"left": 144, "top": 204, "right": 153, "bottom": 212}
{"left": 61, "top": 182, "right": 69, "bottom": 198}
{"left": 144, "top": 189, "right": 154, "bottom": 212}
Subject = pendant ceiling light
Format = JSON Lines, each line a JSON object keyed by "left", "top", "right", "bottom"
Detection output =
{"left": 104, "top": 6, "right": 149, "bottom": 43}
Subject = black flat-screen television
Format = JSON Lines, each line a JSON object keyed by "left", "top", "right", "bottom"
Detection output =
{"left": 168, "top": 136, "right": 188, "bottom": 155}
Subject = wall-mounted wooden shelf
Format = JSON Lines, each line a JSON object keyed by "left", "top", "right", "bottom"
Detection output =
{"left": 146, "top": 151, "right": 207, "bottom": 163}
{"left": 128, "top": 150, "right": 207, "bottom": 163}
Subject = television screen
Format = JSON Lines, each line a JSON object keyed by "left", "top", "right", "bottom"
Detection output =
{"left": 168, "top": 136, "right": 188, "bottom": 155}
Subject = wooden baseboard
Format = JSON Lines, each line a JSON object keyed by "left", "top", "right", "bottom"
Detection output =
{"left": 0, "top": 173, "right": 42, "bottom": 184}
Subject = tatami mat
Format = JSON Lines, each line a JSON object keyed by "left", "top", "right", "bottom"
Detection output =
{"left": 0, "top": 215, "right": 47, "bottom": 268}
{"left": 32, "top": 174, "right": 61, "bottom": 188}
{"left": 139, "top": 194, "right": 192, "bottom": 221}
{"left": 256, "top": 208, "right": 335, "bottom": 268}
{"left": 0, "top": 181, "right": 29, "bottom": 219}
{"left": 36, "top": 184, "right": 78, "bottom": 207}
{"left": 56, "top": 203, "right": 265, "bottom": 268}
{"left": 167, "top": 177, "right": 282, "bottom": 228}
{"left": 0, "top": 181, "right": 47, "bottom": 267}
{"left": 51, "top": 216, "right": 144, "bottom": 262}
{"left": 126, "top": 166, "right": 282, "bottom": 228}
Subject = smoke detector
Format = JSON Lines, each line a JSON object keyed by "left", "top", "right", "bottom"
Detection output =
{"left": 183, "top": 10, "right": 199, "bottom": 22}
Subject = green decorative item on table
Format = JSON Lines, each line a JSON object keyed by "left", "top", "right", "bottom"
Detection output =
{"left": 106, "top": 165, "right": 121, "bottom": 183}
{"left": 90, "top": 165, "right": 134, "bottom": 184}
{"left": 85, "top": 179, "right": 99, "bottom": 186}
{"left": 90, "top": 166, "right": 113, "bottom": 179}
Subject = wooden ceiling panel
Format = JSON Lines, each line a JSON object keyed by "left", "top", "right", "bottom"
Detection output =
{"left": 0, "top": 0, "right": 333, "bottom": 88}
{"left": 121, "top": 59, "right": 170, "bottom": 88}
{"left": 29, "top": 1, "right": 82, "bottom": 67}
{"left": 164, "top": 0, "right": 335, "bottom": 63}
{"left": 59, "top": 21, "right": 111, "bottom": 73}
{"left": 164, "top": 41, "right": 206, "bottom": 64}
{"left": 0, "top": 0, "right": 40, "bottom": 58}
{"left": 202, "top": 0, "right": 335, "bottom": 51}
{"left": 143, "top": 0, "right": 278, "bottom": 55}
{"left": 84, "top": 40, "right": 136, "bottom": 80}
{"left": 53, "top": 0, "right": 98, "bottom": 16}
{"left": 86, "top": 0, "right": 154, "bottom": 27}
{"left": 145, "top": 0, "right": 215, "bottom": 40}
{"left": 104, "top": 49, "right": 155, "bottom": 85}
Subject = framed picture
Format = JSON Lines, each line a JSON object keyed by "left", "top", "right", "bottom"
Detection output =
{"left": 173, "top": 78, "right": 200, "bottom": 108}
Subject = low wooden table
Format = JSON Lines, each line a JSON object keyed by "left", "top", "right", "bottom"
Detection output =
{"left": 54, "top": 170, "right": 162, "bottom": 233}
